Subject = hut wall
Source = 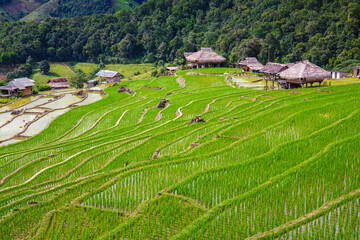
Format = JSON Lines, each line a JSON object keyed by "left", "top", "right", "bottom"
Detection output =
{"left": 106, "top": 76, "right": 121, "bottom": 83}
{"left": 23, "top": 86, "right": 32, "bottom": 96}
{"left": 331, "top": 71, "right": 347, "bottom": 79}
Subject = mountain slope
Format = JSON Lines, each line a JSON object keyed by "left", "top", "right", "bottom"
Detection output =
{"left": 0, "top": 0, "right": 146, "bottom": 21}
{"left": 0, "top": 0, "right": 359, "bottom": 71}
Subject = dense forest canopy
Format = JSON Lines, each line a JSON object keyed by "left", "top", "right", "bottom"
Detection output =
{"left": 0, "top": 0, "right": 359, "bottom": 71}
{"left": 50, "top": 0, "right": 112, "bottom": 18}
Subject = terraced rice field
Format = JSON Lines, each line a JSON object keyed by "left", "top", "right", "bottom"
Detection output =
{"left": 0, "top": 74, "right": 359, "bottom": 239}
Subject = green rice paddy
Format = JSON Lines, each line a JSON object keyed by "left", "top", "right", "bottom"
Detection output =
{"left": 0, "top": 72, "right": 359, "bottom": 239}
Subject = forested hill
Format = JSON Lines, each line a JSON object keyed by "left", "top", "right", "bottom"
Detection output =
{"left": 0, "top": 0, "right": 146, "bottom": 21}
{"left": 0, "top": 0, "right": 360, "bottom": 72}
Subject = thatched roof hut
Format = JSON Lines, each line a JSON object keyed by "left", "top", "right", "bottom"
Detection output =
{"left": 184, "top": 48, "right": 226, "bottom": 67}
{"left": 279, "top": 61, "right": 331, "bottom": 84}
{"left": 47, "top": 78, "right": 70, "bottom": 89}
{"left": 0, "top": 78, "right": 35, "bottom": 97}
{"left": 183, "top": 53, "right": 194, "bottom": 59}
{"left": 260, "top": 62, "right": 288, "bottom": 75}
{"left": 238, "top": 57, "right": 264, "bottom": 72}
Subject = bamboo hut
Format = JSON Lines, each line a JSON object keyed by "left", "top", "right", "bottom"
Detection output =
{"left": 0, "top": 78, "right": 35, "bottom": 97}
{"left": 260, "top": 62, "right": 288, "bottom": 75}
{"left": 184, "top": 48, "right": 226, "bottom": 68}
{"left": 238, "top": 57, "right": 264, "bottom": 72}
{"left": 261, "top": 63, "right": 289, "bottom": 90}
{"left": 47, "top": 78, "right": 70, "bottom": 89}
{"left": 278, "top": 61, "right": 331, "bottom": 89}
{"left": 95, "top": 70, "right": 123, "bottom": 83}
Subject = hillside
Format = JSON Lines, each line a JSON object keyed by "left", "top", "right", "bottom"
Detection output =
{"left": 0, "top": 0, "right": 146, "bottom": 21}
{"left": 0, "top": 72, "right": 359, "bottom": 238}
{"left": 0, "top": 0, "right": 359, "bottom": 71}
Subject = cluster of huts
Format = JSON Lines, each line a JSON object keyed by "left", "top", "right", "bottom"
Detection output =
{"left": 0, "top": 77, "right": 71, "bottom": 97}
{"left": 0, "top": 48, "right": 358, "bottom": 97}
{"left": 239, "top": 58, "right": 333, "bottom": 89}
{"left": 0, "top": 69, "right": 124, "bottom": 97}
{"left": 178, "top": 48, "right": 357, "bottom": 89}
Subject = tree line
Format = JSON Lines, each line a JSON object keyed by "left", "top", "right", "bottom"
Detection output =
{"left": 0, "top": 0, "right": 359, "bottom": 72}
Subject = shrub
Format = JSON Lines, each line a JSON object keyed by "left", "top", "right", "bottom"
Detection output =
{"left": 37, "top": 84, "right": 52, "bottom": 92}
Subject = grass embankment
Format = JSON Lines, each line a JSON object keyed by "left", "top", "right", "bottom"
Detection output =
{"left": 30, "top": 63, "right": 75, "bottom": 85}
{"left": 72, "top": 62, "right": 155, "bottom": 81}
{"left": 112, "top": 0, "right": 141, "bottom": 12}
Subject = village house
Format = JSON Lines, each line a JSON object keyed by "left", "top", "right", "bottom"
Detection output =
{"left": 0, "top": 77, "right": 35, "bottom": 97}
{"left": 329, "top": 70, "right": 347, "bottom": 79}
{"left": 47, "top": 77, "right": 70, "bottom": 89}
{"left": 95, "top": 70, "right": 123, "bottom": 83}
{"left": 278, "top": 61, "right": 331, "bottom": 89}
{"left": 183, "top": 48, "right": 226, "bottom": 68}
{"left": 238, "top": 57, "right": 264, "bottom": 72}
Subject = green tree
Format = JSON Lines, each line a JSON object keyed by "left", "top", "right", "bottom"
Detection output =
{"left": 157, "top": 42, "right": 167, "bottom": 60}
{"left": 262, "top": 33, "right": 280, "bottom": 62}
{"left": 70, "top": 69, "right": 87, "bottom": 88}
{"left": 40, "top": 60, "right": 50, "bottom": 74}
{"left": 26, "top": 56, "right": 36, "bottom": 66}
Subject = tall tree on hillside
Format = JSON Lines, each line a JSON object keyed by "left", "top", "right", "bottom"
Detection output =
{"left": 262, "top": 33, "right": 280, "bottom": 62}
{"left": 234, "top": 37, "right": 263, "bottom": 61}
{"left": 70, "top": 69, "right": 87, "bottom": 88}
{"left": 157, "top": 42, "right": 167, "bottom": 60}
{"left": 26, "top": 56, "right": 36, "bottom": 67}
{"left": 40, "top": 60, "right": 50, "bottom": 74}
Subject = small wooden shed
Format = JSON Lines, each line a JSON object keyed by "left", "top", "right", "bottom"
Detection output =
{"left": 329, "top": 70, "right": 347, "bottom": 79}
{"left": 183, "top": 48, "right": 226, "bottom": 68}
{"left": 238, "top": 58, "right": 264, "bottom": 72}
{"left": 87, "top": 79, "right": 99, "bottom": 88}
{"left": 95, "top": 70, "right": 123, "bottom": 83}
{"left": 47, "top": 78, "right": 70, "bottom": 89}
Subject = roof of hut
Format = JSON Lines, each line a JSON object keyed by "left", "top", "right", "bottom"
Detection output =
{"left": 183, "top": 53, "right": 195, "bottom": 58}
{"left": 166, "top": 66, "right": 178, "bottom": 71}
{"left": 88, "top": 79, "right": 99, "bottom": 84}
{"left": 47, "top": 77, "right": 70, "bottom": 88}
{"left": 185, "top": 48, "right": 226, "bottom": 64}
{"left": 260, "top": 62, "right": 287, "bottom": 75}
{"left": 238, "top": 57, "right": 264, "bottom": 71}
{"left": 95, "top": 70, "right": 123, "bottom": 78}
{"left": 48, "top": 77, "right": 69, "bottom": 83}
{"left": 279, "top": 61, "right": 331, "bottom": 82}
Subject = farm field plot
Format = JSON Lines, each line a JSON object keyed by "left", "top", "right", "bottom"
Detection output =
{"left": 0, "top": 74, "right": 359, "bottom": 239}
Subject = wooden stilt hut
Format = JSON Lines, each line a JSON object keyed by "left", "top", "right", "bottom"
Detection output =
{"left": 278, "top": 61, "right": 331, "bottom": 89}
{"left": 260, "top": 62, "right": 288, "bottom": 90}
{"left": 184, "top": 48, "right": 226, "bottom": 68}
{"left": 238, "top": 57, "right": 264, "bottom": 72}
